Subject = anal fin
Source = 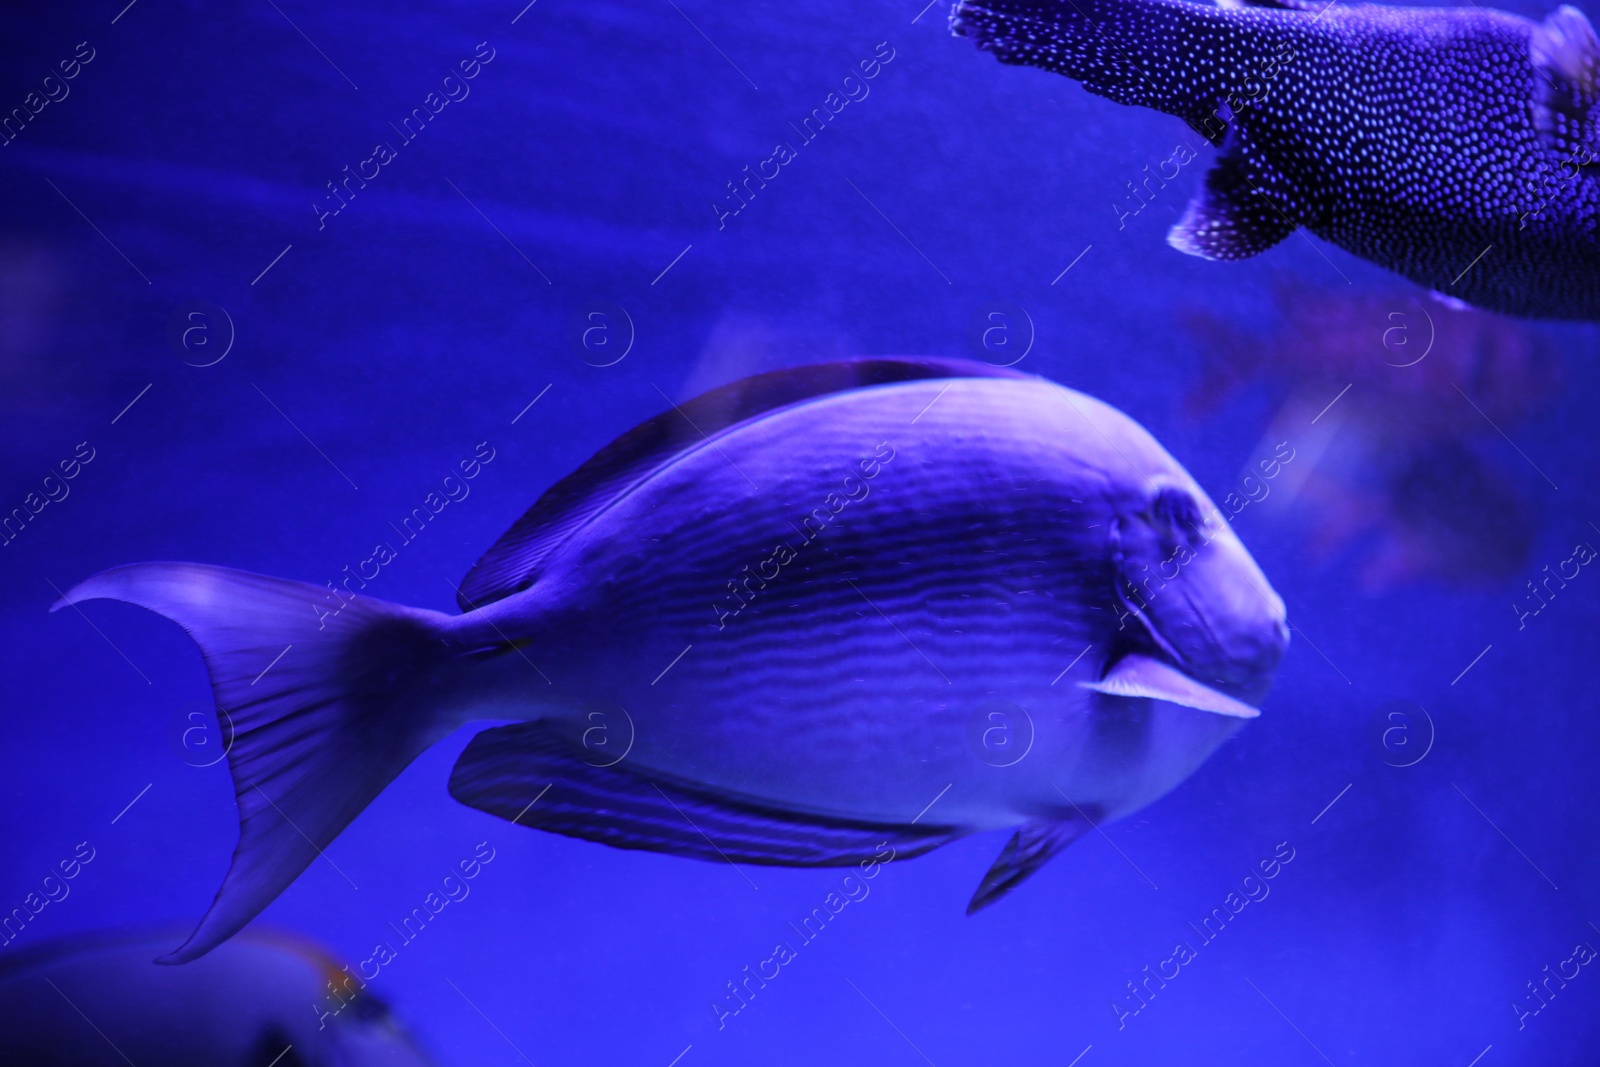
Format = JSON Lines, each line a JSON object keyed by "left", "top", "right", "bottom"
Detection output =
{"left": 449, "top": 722, "right": 964, "bottom": 866}
{"left": 967, "top": 814, "right": 1097, "bottom": 914}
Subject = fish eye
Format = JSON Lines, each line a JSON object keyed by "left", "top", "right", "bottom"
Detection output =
{"left": 1149, "top": 485, "right": 1206, "bottom": 546}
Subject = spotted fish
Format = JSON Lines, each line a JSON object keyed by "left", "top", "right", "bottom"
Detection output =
{"left": 951, "top": 0, "right": 1600, "bottom": 319}
{"left": 54, "top": 359, "right": 1288, "bottom": 963}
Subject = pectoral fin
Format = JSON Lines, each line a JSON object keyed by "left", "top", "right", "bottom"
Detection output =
{"left": 1168, "top": 136, "right": 1297, "bottom": 261}
{"left": 967, "top": 817, "right": 1095, "bottom": 914}
{"left": 1081, "top": 653, "right": 1260, "bottom": 719}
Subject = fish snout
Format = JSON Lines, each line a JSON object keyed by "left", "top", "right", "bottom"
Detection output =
{"left": 1115, "top": 482, "right": 1289, "bottom": 703}
{"left": 1176, "top": 526, "right": 1289, "bottom": 693}
{"left": 1219, "top": 582, "right": 1290, "bottom": 692}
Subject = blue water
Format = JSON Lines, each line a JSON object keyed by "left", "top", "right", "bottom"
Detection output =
{"left": 4, "top": 1, "right": 1599, "bottom": 1063}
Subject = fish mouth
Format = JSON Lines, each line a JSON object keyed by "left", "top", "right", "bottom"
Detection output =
{"left": 1107, "top": 527, "right": 1288, "bottom": 711}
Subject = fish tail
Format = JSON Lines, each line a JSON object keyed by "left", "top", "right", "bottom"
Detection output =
{"left": 53, "top": 562, "right": 457, "bottom": 963}
{"left": 952, "top": 0, "right": 1264, "bottom": 130}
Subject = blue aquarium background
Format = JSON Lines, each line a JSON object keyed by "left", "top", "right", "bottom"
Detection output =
{"left": 3, "top": 0, "right": 1599, "bottom": 1063}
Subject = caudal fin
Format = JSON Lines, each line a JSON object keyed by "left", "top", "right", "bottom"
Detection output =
{"left": 53, "top": 564, "right": 455, "bottom": 963}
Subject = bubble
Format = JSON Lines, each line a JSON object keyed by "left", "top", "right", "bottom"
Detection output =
{"left": 1370, "top": 699, "right": 1434, "bottom": 768}
{"left": 569, "top": 303, "right": 634, "bottom": 367}
{"left": 965, "top": 699, "right": 1035, "bottom": 767}
{"left": 966, "top": 303, "right": 1034, "bottom": 367}
{"left": 166, "top": 700, "right": 235, "bottom": 768}
{"left": 167, "top": 302, "right": 235, "bottom": 367}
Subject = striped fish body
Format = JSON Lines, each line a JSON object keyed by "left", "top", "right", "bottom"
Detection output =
{"left": 954, "top": 0, "right": 1600, "bottom": 319}
{"left": 457, "top": 373, "right": 1281, "bottom": 829}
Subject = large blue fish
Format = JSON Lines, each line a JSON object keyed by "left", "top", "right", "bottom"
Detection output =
{"left": 55, "top": 359, "right": 1288, "bottom": 962}
{"left": 0, "top": 926, "right": 434, "bottom": 1065}
{"left": 951, "top": 0, "right": 1600, "bottom": 319}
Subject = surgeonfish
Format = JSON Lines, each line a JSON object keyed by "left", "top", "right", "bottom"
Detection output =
{"left": 54, "top": 359, "right": 1289, "bottom": 963}
{"left": 0, "top": 927, "right": 434, "bottom": 1066}
{"left": 951, "top": 0, "right": 1600, "bottom": 320}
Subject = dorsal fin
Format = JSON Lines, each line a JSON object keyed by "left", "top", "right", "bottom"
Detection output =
{"left": 456, "top": 357, "right": 1028, "bottom": 611}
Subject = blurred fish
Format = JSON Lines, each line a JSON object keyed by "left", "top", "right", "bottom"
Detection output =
{"left": 0, "top": 927, "right": 434, "bottom": 1066}
{"left": 953, "top": 0, "right": 1600, "bottom": 319}
{"left": 1183, "top": 286, "right": 1555, "bottom": 587}
{"left": 1183, "top": 285, "right": 1562, "bottom": 434}
{"left": 1301, "top": 438, "right": 1538, "bottom": 587}
{"left": 55, "top": 358, "right": 1288, "bottom": 961}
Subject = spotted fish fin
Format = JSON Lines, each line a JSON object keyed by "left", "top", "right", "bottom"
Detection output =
{"left": 1082, "top": 653, "right": 1260, "bottom": 718}
{"left": 455, "top": 358, "right": 1028, "bottom": 611}
{"left": 449, "top": 722, "right": 965, "bottom": 865}
{"left": 1531, "top": 6, "right": 1600, "bottom": 164}
{"left": 967, "top": 817, "right": 1095, "bottom": 914}
{"left": 1168, "top": 137, "right": 1298, "bottom": 261}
